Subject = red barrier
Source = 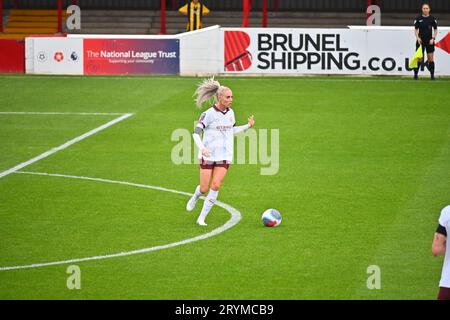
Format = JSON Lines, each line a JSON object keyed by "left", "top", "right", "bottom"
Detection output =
{"left": 57, "top": 0, "right": 62, "bottom": 33}
{"left": 0, "top": 39, "right": 25, "bottom": 73}
{"left": 160, "top": 0, "right": 166, "bottom": 34}
{"left": 262, "top": 0, "right": 267, "bottom": 27}
{"left": 242, "top": 0, "right": 250, "bottom": 27}
{"left": 28, "top": 33, "right": 67, "bottom": 38}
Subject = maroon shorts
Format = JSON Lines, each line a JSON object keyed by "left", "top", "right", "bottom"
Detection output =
{"left": 199, "top": 159, "right": 230, "bottom": 170}
{"left": 438, "top": 287, "right": 450, "bottom": 300}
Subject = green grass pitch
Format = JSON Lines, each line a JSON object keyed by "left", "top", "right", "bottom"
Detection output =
{"left": 0, "top": 75, "right": 449, "bottom": 299}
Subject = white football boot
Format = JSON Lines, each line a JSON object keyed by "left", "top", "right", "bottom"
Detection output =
{"left": 186, "top": 195, "right": 199, "bottom": 212}
{"left": 196, "top": 220, "right": 208, "bottom": 227}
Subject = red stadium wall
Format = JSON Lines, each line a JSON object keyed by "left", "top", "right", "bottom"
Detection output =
{"left": 0, "top": 39, "right": 25, "bottom": 73}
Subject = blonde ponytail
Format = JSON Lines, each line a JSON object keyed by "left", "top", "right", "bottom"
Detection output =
{"left": 194, "top": 77, "right": 228, "bottom": 108}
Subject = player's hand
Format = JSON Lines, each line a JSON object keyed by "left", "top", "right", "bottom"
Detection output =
{"left": 430, "top": 39, "right": 434, "bottom": 45}
{"left": 248, "top": 115, "right": 255, "bottom": 128}
{"left": 418, "top": 38, "right": 422, "bottom": 45}
{"left": 201, "top": 148, "right": 211, "bottom": 157}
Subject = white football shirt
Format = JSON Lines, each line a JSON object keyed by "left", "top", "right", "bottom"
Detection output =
{"left": 198, "top": 105, "right": 235, "bottom": 162}
{"left": 438, "top": 205, "right": 450, "bottom": 288}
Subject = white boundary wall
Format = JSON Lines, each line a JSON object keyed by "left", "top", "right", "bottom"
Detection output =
{"left": 25, "top": 25, "right": 450, "bottom": 76}
{"left": 222, "top": 27, "right": 450, "bottom": 76}
{"left": 26, "top": 26, "right": 221, "bottom": 76}
{"left": 26, "top": 37, "right": 84, "bottom": 75}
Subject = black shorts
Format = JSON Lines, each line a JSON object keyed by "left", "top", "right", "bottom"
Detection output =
{"left": 416, "top": 38, "right": 435, "bottom": 54}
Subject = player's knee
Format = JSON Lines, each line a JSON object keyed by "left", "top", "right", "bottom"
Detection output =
{"left": 210, "top": 182, "right": 221, "bottom": 191}
{"left": 200, "top": 186, "right": 209, "bottom": 194}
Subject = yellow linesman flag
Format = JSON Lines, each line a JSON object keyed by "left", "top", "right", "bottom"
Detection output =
{"left": 409, "top": 45, "right": 423, "bottom": 69}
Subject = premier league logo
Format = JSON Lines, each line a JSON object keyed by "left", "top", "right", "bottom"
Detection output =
{"left": 70, "top": 51, "right": 79, "bottom": 62}
{"left": 37, "top": 51, "right": 47, "bottom": 62}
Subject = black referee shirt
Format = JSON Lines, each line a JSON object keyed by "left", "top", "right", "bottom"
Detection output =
{"left": 414, "top": 15, "right": 438, "bottom": 40}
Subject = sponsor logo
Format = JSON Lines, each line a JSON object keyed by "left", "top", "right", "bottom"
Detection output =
{"left": 70, "top": 51, "right": 80, "bottom": 62}
{"left": 37, "top": 51, "right": 47, "bottom": 62}
{"left": 436, "top": 32, "right": 450, "bottom": 55}
{"left": 223, "top": 30, "right": 445, "bottom": 74}
{"left": 54, "top": 52, "right": 64, "bottom": 62}
{"left": 224, "top": 31, "right": 252, "bottom": 71}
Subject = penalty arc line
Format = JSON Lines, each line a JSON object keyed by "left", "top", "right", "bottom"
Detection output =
{"left": 0, "top": 113, "right": 134, "bottom": 179}
{"left": 0, "top": 171, "right": 242, "bottom": 271}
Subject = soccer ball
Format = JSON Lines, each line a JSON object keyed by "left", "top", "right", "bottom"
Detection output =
{"left": 261, "top": 209, "right": 282, "bottom": 227}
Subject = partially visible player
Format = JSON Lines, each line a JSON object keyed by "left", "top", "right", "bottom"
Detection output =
{"left": 186, "top": 78, "right": 254, "bottom": 226}
{"left": 432, "top": 205, "right": 450, "bottom": 300}
{"left": 413, "top": 3, "right": 438, "bottom": 80}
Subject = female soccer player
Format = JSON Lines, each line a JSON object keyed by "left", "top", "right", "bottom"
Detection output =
{"left": 186, "top": 78, "right": 255, "bottom": 226}
{"left": 413, "top": 3, "right": 438, "bottom": 80}
{"left": 432, "top": 205, "right": 450, "bottom": 300}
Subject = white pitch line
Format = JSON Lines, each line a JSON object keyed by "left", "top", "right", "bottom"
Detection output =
{"left": 0, "top": 171, "right": 242, "bottom": 271}
{"left": 0, "top": 112, "right": 128, "bottom": 116}
{"left": 0, "top": 113, "right": 133, "bottom": 179}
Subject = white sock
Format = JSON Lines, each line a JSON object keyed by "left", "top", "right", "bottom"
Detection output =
{"left": 193, "top": 185, "right": 203, "bottom": 200}
{"left": 197, "top": 189, "right": 219, "bottom": 223}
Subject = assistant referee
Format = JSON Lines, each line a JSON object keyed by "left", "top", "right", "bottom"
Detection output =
{"left": 413, "top": 3, "right": 438, "bottom": 80}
